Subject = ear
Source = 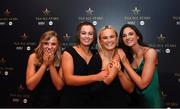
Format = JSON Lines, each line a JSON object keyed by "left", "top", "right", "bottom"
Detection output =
{"left": 137, "top": 36, "right": 139, "bottom": 40}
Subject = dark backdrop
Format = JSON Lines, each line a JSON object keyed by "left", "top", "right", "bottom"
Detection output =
{"left": 0, "top": 0, "right": 179, "bottom": 107}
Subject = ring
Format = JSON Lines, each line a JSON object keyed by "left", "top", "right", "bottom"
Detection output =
{"left": 109, "top": 63, "right": 113, "bottom": 68}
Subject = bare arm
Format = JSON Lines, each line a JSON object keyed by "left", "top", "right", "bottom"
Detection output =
{"left": 26, "top": 53, "right": 47, "bottom": 91}
{"left": 122, "top": 48, "right": 157, "bottom": 90}
{"left": 46, "top": 50, "right": 64, "bottom": 91}
{"left": 114, "top": 49, "right": 134, "bottom": 93}
{"left": 49, "top": 64, "right": 64, "bottom": 91}
{"left": 103, "top": 59, "right": 120, "bottom": 85}
{"left": 62, "top": 51, "right": 108, "bottom": 86}
{"left": 118, "top": 70, "right": 134, "bottom": 93}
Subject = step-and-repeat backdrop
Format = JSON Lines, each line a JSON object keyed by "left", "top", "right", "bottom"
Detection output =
{"left": 0, "top": 0, "right": 179, "bottom": 107}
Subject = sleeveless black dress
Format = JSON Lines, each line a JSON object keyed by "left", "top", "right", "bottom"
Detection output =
{"left": 30, "top": 66, "right": 61, "bottom": 107}
{"left": 60, "top": 47, "right": 95, "bottom": 107}
{"left": 60, "top": 47, "right": 130, "bottom": 107}
{"left": 89, "top": 51, "right": 131, "bottom": 107}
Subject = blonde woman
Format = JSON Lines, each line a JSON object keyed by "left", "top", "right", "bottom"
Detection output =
{"left": 90, "top": 25, "right": 130, "bottom": 107}
{"left": 26, "top": 30, "right": 64, "bottom": 107}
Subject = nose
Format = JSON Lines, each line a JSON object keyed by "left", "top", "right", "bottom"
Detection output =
{"left": 48, "top": 43, "right": 52, "bottom": 48}
{"left": 85, "top": 33, "right": 90, "bottom": 37}
{"left": 46, "top": 44, "right": 53, "bottom": 51}
{"left": 46, "top": 45, "right": 53, "bottom": 52}
{"left": 107, "top": 37, "right": 113, "bottom": 42}
{"left": 106, "top": 38, "right": 111, "bottom": 43}
{"left": 125, "top": 35, "right": 131, "bottom": 40}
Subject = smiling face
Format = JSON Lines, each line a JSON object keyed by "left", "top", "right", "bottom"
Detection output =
{"left": 99, "top": 28, "right": 117, "bottom": 51}
{"left": 122, "top": 27, "right": 139, "bottom": 47}
{"left": 42, "top": 36, "right": 58, "bottom": 55}
{"left": 79, "top": 25, "right": 94, "bottom": 47}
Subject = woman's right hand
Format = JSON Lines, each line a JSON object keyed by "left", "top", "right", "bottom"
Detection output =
{"left": 102, "top": 61, "right": 120, "bottom": 85}
{"left": 43, "top": 48, "right": 55, "bottom": 66}
{"left": 96, "top": 70, "right": 109, "bottom": 81}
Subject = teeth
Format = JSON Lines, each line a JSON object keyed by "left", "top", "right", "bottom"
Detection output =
{"left": 84, "top": 40, "right": 89, "bottom": 42}
{"left": 83, "top": 39, "right": 91, "bottom": 42}
{"left": 126, "top": 40, "right": 132, "bottom": 44}
{"left": 107, "top": 44, "right": 113, "bottom": 46}
{"left": 83, "top": 38, "right": 89, "bottom": 40}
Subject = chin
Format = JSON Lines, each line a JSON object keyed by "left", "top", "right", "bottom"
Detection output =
{"left": 125, "top": 43, "right": 134, "bottom": 47}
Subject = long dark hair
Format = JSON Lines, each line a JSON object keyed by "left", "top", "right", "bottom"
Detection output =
{"left": 119, "top": 24, "right": 148, "bottom": 63}
{"left": 75, "top": 21, "right": 97, "bottom": 48}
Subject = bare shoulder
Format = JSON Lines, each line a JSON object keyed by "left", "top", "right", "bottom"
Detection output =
{"left": 144, "top": 47, "right": 157, "bottom": 59}
{"left": 117, "top": 48, "right": 123, "bottom": 52}
{"left": 117, "top": 48, "right": 126, "bottom": 57}
{"left": 29, "top": 53, "right": 37, "bottom": 60}
{"left": 28, "top": 53, "right": 39, "bottom": 64}
{"left": 62, "top": 50, "right": 71, "bottom": 57}
{"left": 62, "top": 51, "right": 73, "bottom": 61}
{"left": 117, "top": 48, "right": 124, "bottom": 53}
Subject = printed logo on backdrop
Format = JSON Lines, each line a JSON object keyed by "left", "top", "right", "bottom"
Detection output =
{"left": 62, "top": 33, "right": 74, "bottom": 50}
{"left": 9, "top": 84, "right": 30, "bottom": 104}
{"left": 35, "top": 8, "right": 59, "bottom": 26}
{"left": 172, "top": 16, "right": 180, "bottom": 25}
{"left": 124, "top": 6, "right": 151, "bottom": 26}
{"left": 166, "top": 102, "right": 178, "bottom": 108}
{"left": 161, "top": 87, "right": 179, "bottom": 107}
{"left": 13, "top": 33, "right": 36, "bottom": 51}
{"left": 0, "top": 57, "right": 14, "bottom": 77}
{"left": 0, "top": 57, "right": 7, "bottom": 65}
{"left": 148, "top": 33, "right": 176, "bottom": 54}
{"left": 0, "top": 9, "right": 18, "bottom": 26}
{"left": 78, "top": 8, "right": 103, "bottom": 25}
{"left": 174, "top": 73, "right": 180, "bottom": 83}
{"left": 165, "top": 92, "right": 179, "bottom": 107}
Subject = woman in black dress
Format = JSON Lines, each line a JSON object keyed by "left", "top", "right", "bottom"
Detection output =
{"left": 89, "top": 25, "right": 131, "bottom": 107}
{"left": 60, "top": 22, "right": 119, "bottom": 107}
{"left": 26, "top": 30, "right": 64, "bottom": 107}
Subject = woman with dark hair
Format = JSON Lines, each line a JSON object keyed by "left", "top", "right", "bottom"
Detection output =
{"left": 26, "top": 30, "right": 64, "bottom": 107}
{"left": 60, "top": 21, "right": 115, "bottom": 107}
{"left": 117, "top": 24, "right": 164, "bottom": 107}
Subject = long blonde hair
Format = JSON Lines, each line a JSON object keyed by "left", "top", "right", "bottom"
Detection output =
{"left": 34, "top": 30, "right": 61, "bottom": 66}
